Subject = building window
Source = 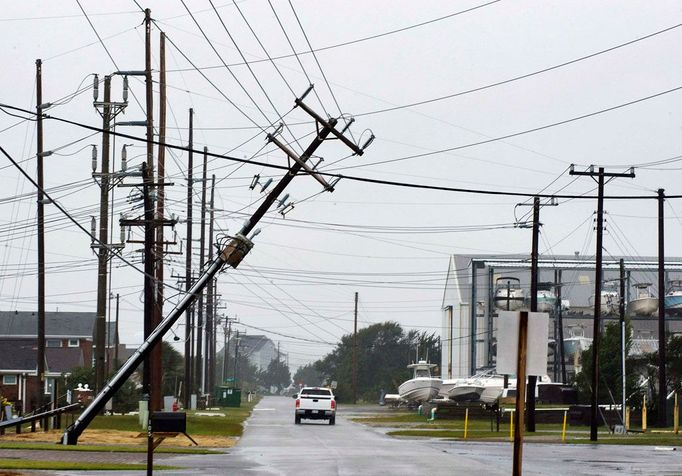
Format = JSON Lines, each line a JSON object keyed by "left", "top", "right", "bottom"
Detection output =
{"left": 68, "top": 339, "right": 79, "bottom": 348}
{"left": 46, "top": 339, "right": 62, "bottom": 348}
{"left": 2, "top": 375, "right": 17, "bottom": 385}
{"left": 44, "top": 377, "right": 54, "bottom": 395}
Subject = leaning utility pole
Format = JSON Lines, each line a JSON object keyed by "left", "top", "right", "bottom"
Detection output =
{"left": 353, "top": 291, "right": 358, "bottom": 404}
{"left": 94, "top": 75, "right": 112, "bottom": 394}
{"left": 184, "top": 108, "right": 194, "bottom": 407}
{"left": 61, "top": 85, "right": 369, "bottom": 445}
{"left": 196, "top": 147, "right": 208, "bottom": 395}
{"left": 569, "top": 165, "right": 635, "bottom": 441}
{"left": 658, "top": 188, "right": 667, "bottom": 427}
{"left": 35, "top": 58, "right": 46, "bottom": 412}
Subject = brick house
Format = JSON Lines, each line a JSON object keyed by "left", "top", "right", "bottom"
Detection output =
{"left": 0, "top": 311, "right": 116, "bottom": 412}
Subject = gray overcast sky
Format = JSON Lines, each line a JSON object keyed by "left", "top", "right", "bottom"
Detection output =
{"left": 1, "top": 0, "right": 681, "bottom": 370}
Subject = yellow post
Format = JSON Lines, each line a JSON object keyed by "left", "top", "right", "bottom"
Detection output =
{"left": 625, "top": 406, "right": 630, "bottom": 431}
{"left": 642, "top": 395, "right": 647, "bottom": 433}
{"left": 674, "top": 392, "right": 679, "bottom": 435}
{"left": 509, "top": 410, "right": 514, "bottom": 442}
{"left": 561, "top": 410, "right": 567, "bottom": 443}
{"left": 464, "top": 408, "right": 469, "bottom": 439}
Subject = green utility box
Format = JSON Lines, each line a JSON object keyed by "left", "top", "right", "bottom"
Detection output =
{"left": 216, "top": 386, "right": 241, "bottom": 407}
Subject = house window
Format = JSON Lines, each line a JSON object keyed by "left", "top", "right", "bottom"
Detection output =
{"left": 46, "top": 339, "right": 62, "bottom": 348}
{"left": 2, "top": 375, "right": 17, "bottom": 385}
{"left": 68, "top": 339, "right": 79, "bottom": 348}
{"left": 44, "top": 378, "right": 54, "bottom": 395}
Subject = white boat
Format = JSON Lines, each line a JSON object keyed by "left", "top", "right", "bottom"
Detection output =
{"left": 438, "top": 378, "right": 465, "bottom": 398}
{"left": 665, "top": 280, "right": 682, "bottom": 316}
{"left": 628, "top": 283, "right": 657, "bottom": 317}
{"left": 398, "top": 361, "right": 442, "bottom": 403}
{"left": 448, "top": 369, "right": 508, "bottom": 403}
{"left": 589, "top": 284, "right": 619, "bottom": 315}
{"left": 536, "top": 282, "right": 557, "bottom": 313}
{"left": 494, "top": 277, "right": 525, "bottom": 311}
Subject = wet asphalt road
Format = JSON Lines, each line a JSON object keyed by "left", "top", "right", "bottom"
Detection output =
{"left": 53, "top": 395, "right": 681, "bottom": 475}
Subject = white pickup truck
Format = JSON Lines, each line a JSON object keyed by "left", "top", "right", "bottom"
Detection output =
{"left": 294, "top": 387, "right": 336, "bottom": 425}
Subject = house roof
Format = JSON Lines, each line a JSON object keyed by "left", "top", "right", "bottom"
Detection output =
{"left": 230, "top": 335, "right": 274, "bottom": 357}
{"left": 0, "top": 338, "right": 84, "bottom": 374}
{"left": 0, "top": 311, "right": 98, "bottom": 338}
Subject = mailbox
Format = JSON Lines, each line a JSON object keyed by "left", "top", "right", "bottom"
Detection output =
{"left": 151, "top": 411, "right": 186, "bottom": 433}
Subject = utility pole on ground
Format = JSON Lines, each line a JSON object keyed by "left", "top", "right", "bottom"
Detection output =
{"left": 353, "top": 291, "right": 358, "bottom": 404}
{"left": 35, "top": 58, "right": 46, "bottom": 412}
{"left": 569, "top": 165, "right": 635, "bottom": 441}
{"left": 658, "top": 188, "right": 667, "bottom": 427}
{"left": 184, "top": 108, "right": 194, "bottom": 408}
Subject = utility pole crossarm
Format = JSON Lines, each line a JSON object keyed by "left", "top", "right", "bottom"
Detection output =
{"left": 569, "top": 164, "right": 635, "bottom": 178}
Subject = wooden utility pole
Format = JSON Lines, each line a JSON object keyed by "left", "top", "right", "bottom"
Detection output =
{"left": 557, "top": 269, "right": 567, "bottom": 383}
{"left": 195, "top": 147, "right": 208, "bottom": 394}
{"left": 114, "top": 293, "right": 120, "bottom": 371}
{"left": 353, "top": 291, "right": 358, "bottom": 404}
{"left": 569, "top": 165, "right": 634, "bottom": 441}
{"left": 35, "top": 58, "right": 46, "bottom": 412}
{"left": 150, "top": 29, "right": 167, "bottom": 414}
{"left": 184, "top": 108, "right": 194, "bottom": 408}
{"left": 619, "top": 258, "right": 626, "bottom": 423}
{"left": 658, "top": 188, "right": 667, "bottom": 427}
{"left": 143, "top": 7, "right": 158, "bottom": 411}
{"left": 527, "top": 196, "right": 540, "bottom": 432}
{"left": 447, "top": 305, "right": 453, "bottom": 379}
{"left": 94, "top": 75, "right": 112, "bottom": 394}
{"left": 205, "top": 174, "right": 216, "bottom": 392}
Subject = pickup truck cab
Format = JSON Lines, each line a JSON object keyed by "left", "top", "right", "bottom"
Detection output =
{"left": 294, "top": 387, "right": 336, "bottom": 425}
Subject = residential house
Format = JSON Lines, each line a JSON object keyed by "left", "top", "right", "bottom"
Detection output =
{"left": 0, "top": 311, "right": 116, "bottom": 412}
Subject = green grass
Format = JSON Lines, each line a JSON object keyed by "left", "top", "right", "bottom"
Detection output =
{"left": 86, "top": 399, "right": 259, "bottom": 437}
{"left": 358, "top": 409, "right": 682, "bottom": 446}
{"left": 0, "top": 459, "right": 176, "bottom": 470}
{"left": 0, "top": 441, "right": 219, "bottom": 454}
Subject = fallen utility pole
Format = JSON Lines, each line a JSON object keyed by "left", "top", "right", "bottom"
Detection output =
{"left": 61, "top": 86, "right": 366, "bottom": 445}
{"left": 569, "top": 165, "right": 635, "bottom": 441}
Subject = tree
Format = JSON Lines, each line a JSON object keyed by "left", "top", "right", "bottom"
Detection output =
{"left": 574, "top": 320, "right": 639, "bottom": 407}
{"left": 314, "top": 321, "right": 441, "bottom": 402}
{"left": 161, "top": 342, "right": 184, "bottom": 397}
{"left": 293, "top": 363, "right": 323, "bottom": 387}
{"left": 258, "top": 359, "right": 291, "bottom": 392}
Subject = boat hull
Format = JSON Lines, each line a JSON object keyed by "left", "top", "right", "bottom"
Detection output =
{"left": 628, "top": 297, "right": 658, "bottom": 316}
{"left": 665, "top": 295, "right": 682, "bottom": 315}
{"left": 448, "top": 385, "right": 483, "bottom": 402}
{"left": 398, "top": 378, "right": 441, "bottom": 403}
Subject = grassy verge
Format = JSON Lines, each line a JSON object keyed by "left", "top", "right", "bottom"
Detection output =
{"left": 87, "top": 398, "right": 260, "bottom": 437}
{"left": 356, "top": 407, "right": 682, "bottom": 446}
{"left": 0, "top": 459, "right": 176, "bottom": 471}
{"left": 0, "top": 442, "right": 219, "bottom": 454}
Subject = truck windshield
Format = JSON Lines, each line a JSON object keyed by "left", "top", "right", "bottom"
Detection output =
{"left": 300, "top": 389, "right": 331, "bottom": 396}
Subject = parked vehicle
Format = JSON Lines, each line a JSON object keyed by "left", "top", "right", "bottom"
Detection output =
{"left": 294, "top": 387, "right": 336, "bottom": 425}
